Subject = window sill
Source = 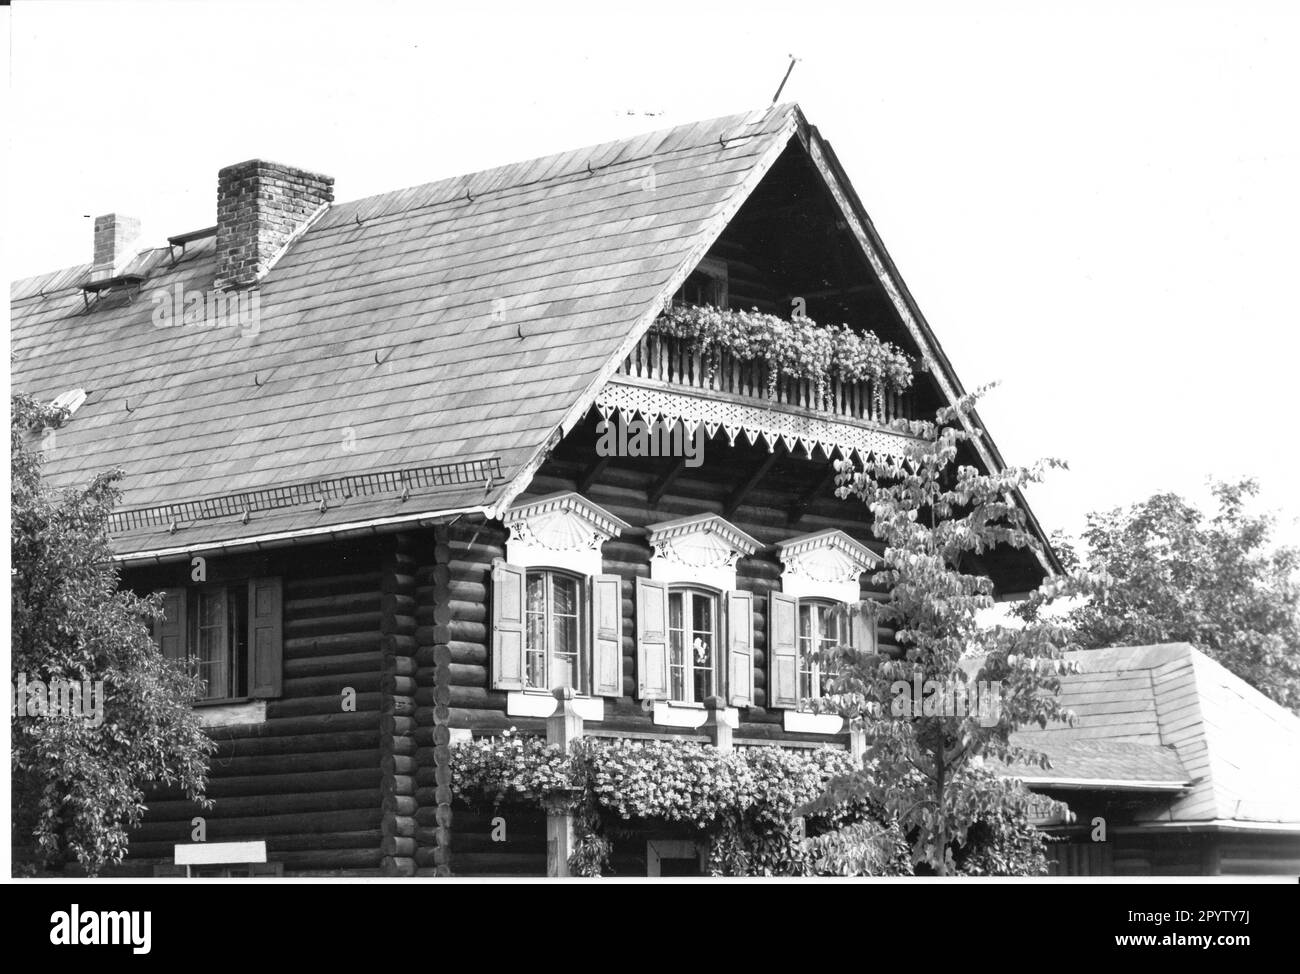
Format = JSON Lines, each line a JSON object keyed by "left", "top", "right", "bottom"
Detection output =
{"left": 506, "top": 691, "right": 604, "bottom": 722}
{"left": 782, "top": 710, "right": 844, "bottom": 735}
{"left": 196, "top": 699, "right": 267, "bottom": 728}
{"left": 652, "top": 700, "right": 737, "bottom": 729}
{"left": 194, "top": 696, "right": 253, "bottom": 708}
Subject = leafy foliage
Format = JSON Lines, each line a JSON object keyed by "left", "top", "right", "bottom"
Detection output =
{"left": 803, "top": 391, "right": 1092, "bottom": 874}
{"left": 654, "top": 304, "right": 913, "bottom": 409}
{"left": 451, "top": 732, "right": 914, "bottom": 876}
{"left": 11, "top": 394, "right": 214, "bottom": 876}
{"left": 1018, "top": 480, "right": 1300, "bottom": 711}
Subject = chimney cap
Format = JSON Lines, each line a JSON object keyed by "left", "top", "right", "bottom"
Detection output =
{"left": 218, "top": 158, "right": 335, "bottom": 184}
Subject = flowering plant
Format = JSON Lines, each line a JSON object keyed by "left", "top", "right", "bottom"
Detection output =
{"left": 450, "top": 734, "right": 908, "bottom": 876}
{"left": 652, "top": 304, "right": 914, "bottom": 412}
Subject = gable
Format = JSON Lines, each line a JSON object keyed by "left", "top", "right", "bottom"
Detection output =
{"left": 11, "top": 103, "right": 1054, "bottom": 579}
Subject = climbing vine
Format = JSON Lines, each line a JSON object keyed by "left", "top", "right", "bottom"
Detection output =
{"left": 451, "top": 731, "right": 1049, "bottom": 876}
{"left": 451, "top": 732, "right": 907, "bottom": 876}
{"left": 652, "top": 304, "right": 914, "bottom": 411}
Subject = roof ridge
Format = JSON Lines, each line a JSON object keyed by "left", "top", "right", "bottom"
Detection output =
{"left": 322, "top": 104, "right": 796, "bottom": 227}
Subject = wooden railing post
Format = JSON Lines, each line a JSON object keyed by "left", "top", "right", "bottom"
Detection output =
{"left": 545, "top": 688, "right": 584, "bottom": 877}
{"left": 702, "top": 696, "right": 734, "bottom": 753}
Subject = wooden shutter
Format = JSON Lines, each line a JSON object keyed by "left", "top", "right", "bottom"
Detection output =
{"left": 248, "top": 577, "right": 283, "bottom": 698}
{"left": 153, "top": 587, "right": 188, "bottom": 663}
{"left": 591, "top": 574, "right": 624, "bottom": 698}
{"left": 726, "top": 589, "right": 754, "bottom": 708}
{"left": 850, "top": 600, "right": 877, "bottom": 655}
{"left": 635, "top": 577, "right": 670, "bottom": 700}
{"left": 491, "top": 561, "right": 527, "bottom": 691}
{"left": 768, "top": 591, "right": 799, "bottom": 710}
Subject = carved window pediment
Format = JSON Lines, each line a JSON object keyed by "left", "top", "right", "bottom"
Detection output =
{"left": 776, "top": 529, "right": 878, "bottom": 603}
{"left": 645, "top": 513, "right": 760, "bottom": 589}
{"left": 503, "top": 492, "right": 629, "bottom": 576}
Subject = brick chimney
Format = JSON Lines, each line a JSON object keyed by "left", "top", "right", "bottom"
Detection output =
{"left": 91, "top": 214, "right": 142, "bottom": 281}
{"left": 215, "top": 159, "right": 334, "bottom": 289}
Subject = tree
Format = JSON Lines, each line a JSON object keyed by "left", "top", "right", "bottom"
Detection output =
{"left": 11, "top": 394, "right": 213, "bottom": 876}
{"left": 1021, "top": 479, "right": 1300, "bottom": 712}
{"left": 803, "top": 392, "right": 1100, "bottom": 875}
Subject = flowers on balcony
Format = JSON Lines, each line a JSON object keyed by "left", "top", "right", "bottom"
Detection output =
{"left": 653, "top": 304, "right": 914, "bottom": 411}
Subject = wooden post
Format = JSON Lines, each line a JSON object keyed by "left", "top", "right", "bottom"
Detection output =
{"left": 703, "top": 696, "right": 734, "bottom": 753}
{"left": 546, "top": 688, "right": 584, "bottom": 877}
{"left": 547, "top": 687, "right": 584, "bottom": 751}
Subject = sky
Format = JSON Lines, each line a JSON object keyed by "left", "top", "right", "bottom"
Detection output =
{"left": 5, "top": 0, "right": 1299, "bottom": 551}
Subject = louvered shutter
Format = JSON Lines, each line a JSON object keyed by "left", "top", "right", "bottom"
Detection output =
{"left": 726, "top": 589, "right": 754, "bottom": 707}
{"left": 153, "top": 588, "right": 188, "bottom": 663}
{"left": 768, "top": 591, "right": 799, "bottom": 710}
{"left": 635, "top": 577, "right": 669, "bottom": 700}
{"left": 491, "top": 561, "right": 527, "bottom": 691}
{"left": 591, "top": 574, "right": 624, "bottom": 698}
{"left": 248, "top": 577, "right": 283, "bottom": 698}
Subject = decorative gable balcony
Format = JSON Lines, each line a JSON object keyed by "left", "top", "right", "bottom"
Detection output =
{"left": 597, "top": 325, "right": 923, "bottom": 462}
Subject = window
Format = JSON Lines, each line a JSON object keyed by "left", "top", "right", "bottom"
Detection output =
{"left": 194, "top": 585, "right": 248, "bottom": 700}
{"left": 668, "top": 587, "right": 718, "bottom": 703}
{"left": 671, "top": 257, "right": 728, "bottom": 310}
{"left": 769, "top": 590, "right": 874, "bottom": 712}
{"left": 797, "top": 599, "right": 845, "bottom": 702}
{"left": 153, "top": 578, "right": 283, "bottom": 702}
{"left": 524, "top": 569, "right": 585, "bottom": 693}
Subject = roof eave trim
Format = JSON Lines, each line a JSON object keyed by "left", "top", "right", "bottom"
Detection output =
{"left": 1016, "top": 776, "right": 1191, "bottom": 793}
{"left": 1114, "top": 820, "right": 1300, "bottom": 835}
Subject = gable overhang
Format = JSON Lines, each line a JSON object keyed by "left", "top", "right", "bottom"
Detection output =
{"left": 494, "top": 105, "right": 1061, "bottom": 579}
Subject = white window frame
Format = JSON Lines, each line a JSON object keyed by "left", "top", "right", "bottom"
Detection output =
{"left": 666, "top": 584, "right": 721, "bottom": 706}
{"left": 500, "top": 493, "right": 629, "bottom": 720}
{"left": 523, "top": 567, "right": 586, "bottom": 695}
{"left": 776, "top": 531, "right": 878, "bottom": 735}
{"left": 797, "top": 597, "right": 846, "bottom": 703}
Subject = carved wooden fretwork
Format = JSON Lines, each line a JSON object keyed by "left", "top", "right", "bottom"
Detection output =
{"left": 645, "top": 513, "right": 760, "bottom": 589}
{"left": 503, "top": 492, "right": 630, "bottom": 575}
{"left": 596, "top": 378, "right": 920, "bottom": 463}
{"left": 776, "top": 529, "right": 879, "bottom": 603}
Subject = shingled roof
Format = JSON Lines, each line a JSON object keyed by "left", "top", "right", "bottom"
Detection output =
{"left": 1002, "top": 643, "right": 1300, "bottom": 830}
{"left": 11, "top": 103, "right": 1052, "bottom": 566}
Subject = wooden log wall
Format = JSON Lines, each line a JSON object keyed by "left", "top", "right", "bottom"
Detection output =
{"left": 118, "top": 543, "right": 389, "bottom": 876}
{"left": 439, "top": 438, "right": 907, "bottom": 876}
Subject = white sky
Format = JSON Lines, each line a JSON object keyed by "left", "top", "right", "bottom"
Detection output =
{"left": 5, "top": 0, "right": 1299, "bottom": 551}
